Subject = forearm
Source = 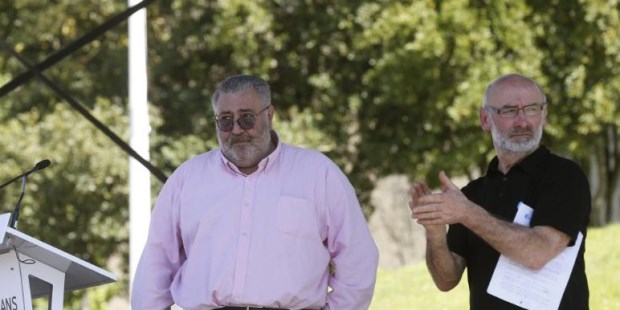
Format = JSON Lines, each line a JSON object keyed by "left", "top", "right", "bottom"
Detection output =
{"left": 326, "top": 233, "right": 379, "bottom": 309}
{"left": 463, "top": 205, "right": 567, "bottom": 269}
{"left": 326, "top": 277, "right": 376, "bottom": 310}
{"left": 425, "top": 231, "right": 464, "bottom": 291}
{"left": 414, "top": 172, "right": 570, "bottom": 271}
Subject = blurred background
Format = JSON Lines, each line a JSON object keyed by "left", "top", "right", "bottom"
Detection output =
{"left": 1, "top": 0, "right": 619, "bottom": 308}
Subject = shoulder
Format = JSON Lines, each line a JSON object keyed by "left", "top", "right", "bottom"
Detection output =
{"left": 527, "top": 149, "right": 591, "bottom": 209}
{"left": 542, "top": 151, "right": 588, "bottom": 183}
{"left": 167, "top": 149, "right": 221, "bottom": 181}
{"left": 278, "top": 143, "right": 351, "bottom": 186}
{"left": 279, "top": 143, "right": 338, "bottom": 168}
{"left": 546, "top": 152, "right": 583, "bottom": 170}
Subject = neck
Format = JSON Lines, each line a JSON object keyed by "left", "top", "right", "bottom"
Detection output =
{"left": 495, "top": 148, "right": 536, "bottom": 174}
{"left": 239, "top": 165, "right": 259, "bottom": 175}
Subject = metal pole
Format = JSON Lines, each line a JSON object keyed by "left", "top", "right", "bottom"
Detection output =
{"left": 128, "top": 0, "right": 151, "bottom": 300}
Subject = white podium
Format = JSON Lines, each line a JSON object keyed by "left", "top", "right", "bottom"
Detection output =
{"left": 0, "top": 213, "right": 117, "bottom": 310}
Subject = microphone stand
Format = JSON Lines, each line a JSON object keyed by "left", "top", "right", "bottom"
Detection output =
{"left": 1, "top": 160, "right": 51, "bottom": 229}
{"left": 8, "top": 175, "right": 28, "bottom": 229}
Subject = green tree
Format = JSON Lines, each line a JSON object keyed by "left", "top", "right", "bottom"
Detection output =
{"left": 1, "top": 1, "right": 135, "bottom": 307}
{"left": 525, "top": 0, "right": 620, "bottom": 225}
{"left": 0, "top": 99, "right": 130, "bottom": 307}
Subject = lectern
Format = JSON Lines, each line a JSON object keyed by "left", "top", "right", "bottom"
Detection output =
{"left": 0, "top": 213, "right": 117, "bottom": 310}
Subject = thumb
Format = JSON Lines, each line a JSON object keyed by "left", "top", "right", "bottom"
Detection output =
{"left": 439, "top": 170, "right": 458, "bottom": 191}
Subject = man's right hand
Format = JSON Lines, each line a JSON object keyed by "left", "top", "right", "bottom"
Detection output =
{"left": 409, "top": 181, "right": 446, "bottom": 236}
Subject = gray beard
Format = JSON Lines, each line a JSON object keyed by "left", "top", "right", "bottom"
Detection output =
{"left": 220, "top": 129, "right": 272, "bottom": 168}
{"left": 490, "top": 120, "right": 543, "bottom": 154}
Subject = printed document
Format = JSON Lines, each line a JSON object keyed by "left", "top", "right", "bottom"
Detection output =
{"left": 487, "top": 202, "right": 583, "bottom": 310}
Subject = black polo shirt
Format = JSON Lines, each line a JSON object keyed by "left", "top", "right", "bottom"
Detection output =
{"left": 447, "top": 146, "right": 591, "bottom": 309}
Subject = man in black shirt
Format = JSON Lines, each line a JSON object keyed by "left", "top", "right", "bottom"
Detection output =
{"left": 409, "top": 73, "right": 590, "bottom": 309}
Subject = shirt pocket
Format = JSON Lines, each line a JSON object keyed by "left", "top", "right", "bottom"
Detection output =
{"left": 276, "top": 196, "right": 318, "bottom": 239}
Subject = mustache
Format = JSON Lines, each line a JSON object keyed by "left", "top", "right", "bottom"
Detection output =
{"left": 510, "top": 127, "right": 533, "bottom": 135}
{"left": 230, "top": 135, "right": 252, "bottom": 144}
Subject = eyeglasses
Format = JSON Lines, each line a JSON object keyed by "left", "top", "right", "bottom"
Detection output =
{"left": 215, "top": 105, "right": 271, "bottom": 132}
{"left": 485, "top": 102, "right": 546, "bottom": 118}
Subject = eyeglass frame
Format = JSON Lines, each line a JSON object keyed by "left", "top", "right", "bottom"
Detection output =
{"left": 214, "top": 104, "right": 271, "bottom": 132}
{"left": 484, "top": 102, "right": 547, "bottom": 118}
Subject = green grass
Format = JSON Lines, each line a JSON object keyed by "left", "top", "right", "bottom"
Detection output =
{"left": 370, "top": 223, "right": 620, "bottom": 309}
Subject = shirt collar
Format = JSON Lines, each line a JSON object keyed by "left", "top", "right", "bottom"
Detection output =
{"left": 263, "top": 130, "right": 282, "bottom": 172}
{"left": 487, "top": 145, "right": 550, "bottom": 176}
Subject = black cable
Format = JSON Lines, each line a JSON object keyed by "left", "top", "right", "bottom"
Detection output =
{"left": 0, "top": 0, "right": 167, "bottom": 183}
{"left": 0, "top": 39, "right": 167, "bottom": 183}
{"left": 13, "top": 244, "right": 35, "bottom": 310}
{"left": 0, "top": 0, "right": 158, "bottom": 98}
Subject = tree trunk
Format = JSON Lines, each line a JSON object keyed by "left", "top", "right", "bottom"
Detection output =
{"left": 588, "top": 142, "right": 607, "bottom": 226}
{"left": 608, "top": 125, "right": 620, "bottom": 222}
{"left": 610, "top": 167, "right": 620, "bottom": 222}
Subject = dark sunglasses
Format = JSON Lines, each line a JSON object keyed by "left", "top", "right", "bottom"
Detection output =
{"left": 215, "top": 105, "right": 271, "bottom": 132}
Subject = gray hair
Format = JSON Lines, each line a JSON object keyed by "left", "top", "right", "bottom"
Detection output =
{"left": 211, "top": 75, "right": 271, "bottom": 109}
{"left": 483, "top": 73, "right": 547, "bottom": 107}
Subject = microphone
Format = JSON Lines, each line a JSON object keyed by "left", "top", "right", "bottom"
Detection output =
{"left": 0, "top": 159, "right": 50, "bottom": 190}
{"left": 0, "top": 160, "right": 51, "bottom": 229}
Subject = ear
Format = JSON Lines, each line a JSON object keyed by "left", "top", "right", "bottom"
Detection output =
{"left": 267, "top": 105, "right": 275, "bottom": 125}
{"left": 480, "top": 108, "right": 491, "bottom": 132}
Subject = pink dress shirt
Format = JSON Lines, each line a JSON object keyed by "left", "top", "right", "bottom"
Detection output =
{"left": 131, "top": 136, "right": 379, "bottom": 310}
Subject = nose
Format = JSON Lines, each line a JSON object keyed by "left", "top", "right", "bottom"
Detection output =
{"left": 230, "top": 119, "right": 245, "bottom": 134}
{"left": 512, "top": 108, "right": 530, "bottom": 126}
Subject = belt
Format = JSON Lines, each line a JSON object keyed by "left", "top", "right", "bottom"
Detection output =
{"left": 220, "top": 308, "right": 280, "bottom": 310}
{"left": 220, "top": 307, "right": 311, "bottom": 310}
{"left": 220, "top": 308, "right": 276, "bottom": 310}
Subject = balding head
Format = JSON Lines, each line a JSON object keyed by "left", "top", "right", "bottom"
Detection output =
{"left": 483, "top": 73, "right": 546, "bottom": 107}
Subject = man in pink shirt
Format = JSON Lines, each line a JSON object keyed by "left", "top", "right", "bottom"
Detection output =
{"left": 131, "top": 75, "right": 379, "bottom": 310}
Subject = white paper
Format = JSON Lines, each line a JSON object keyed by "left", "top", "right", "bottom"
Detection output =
{"left": 487, "top": 202, "right": 583, "bottom": 310}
